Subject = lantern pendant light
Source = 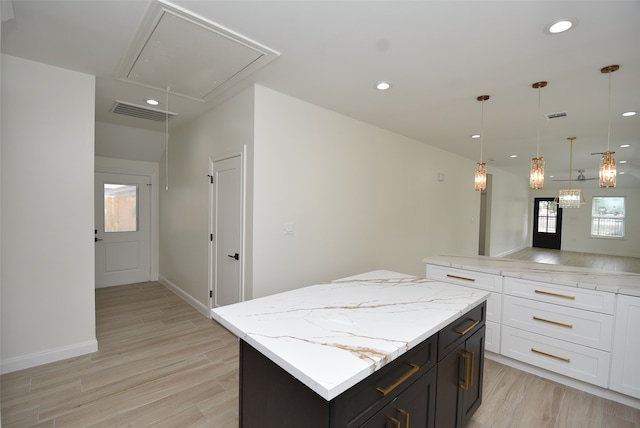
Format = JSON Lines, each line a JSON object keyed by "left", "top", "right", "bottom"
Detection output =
{"left": 530, "top": 81, "right": 547, "bottom": 190}
{"left": 554, "top": 137, "right": 585, "bottom": 208}
{"left": 475, "top": 95, "right": 490, "bottom": 191}
{"left": 599, "top": 65, "right": 619, "bottom": 188}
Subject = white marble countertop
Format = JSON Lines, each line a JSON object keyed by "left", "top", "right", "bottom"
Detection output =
{"left": 211, "top": 270, "right": 488, "bottom": 400}
{"left": 423, "top": 255, "right": 640, "bottom": 297}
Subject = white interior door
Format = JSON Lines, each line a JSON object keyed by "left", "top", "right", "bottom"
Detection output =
{"left": 95, "top": 172, "right": 151, "bottom": 288}
{"left": 211, "top": 155, "right": 243, "bottom": 309}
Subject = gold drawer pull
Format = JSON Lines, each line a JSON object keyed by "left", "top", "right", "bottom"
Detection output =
{"left": 533, "top": 316, "right": 573, "bottom": 329}
{"left": 455, "top": 319, "right": 480, "bottom": 336}
{"left": 460, "top": 352, "right": 471, "bottom": 391}
{"left": 459, "top": 350, "right": 475, "bottom": 391}
{"left": 386, "top": 416, "right": 401, "bottom": 428}
{"left": 531, "top": 348, "right": 571, "bottom": 363}
{"left": 376, "top": 363, "right": 420, "bottom": 396}
{"left": 397, "top": 408, "right": 410, "bottom": 428}
{"left": 447, "top": 274, "right": 476, "bottom": 282}
{"left": 534, "top": 289, "right": 575, "bottom": 300}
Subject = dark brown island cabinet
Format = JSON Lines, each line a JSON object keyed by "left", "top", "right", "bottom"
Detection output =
{"left": 239, "top": 301, "right": 486, "bottom": 428}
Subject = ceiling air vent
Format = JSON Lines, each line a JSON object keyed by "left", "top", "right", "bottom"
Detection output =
{"left": 545, "top": 111, "right": 567, "bottom": 120}
{"left": 111, "top": 100, "right": 177, "bottom": 122}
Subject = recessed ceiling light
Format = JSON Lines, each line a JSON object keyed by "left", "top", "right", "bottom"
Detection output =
{"left": 376, "top": 82, "right": 391, "bottom": 91}
{"left": 622, "top": 111, "right": 637, "bottom": 117}
{"left": 619, "top": 160, "right": 627, "bottom": 164}
{"left": 146, "top": 99, "right": 160, "bottom": 106}
{"left": 544, "top": 18, "right": 578, "bottom": 35}
{"left": 470, "top": 134, "right": 481, "bottom": 139}
{"left": 620, "top": 144, "right": 630, "bottom": 148}
{"left": 620, "top": 171, "right": 625, "bottom": 175}
{"left": 509, "top": 154, "right": 517, "bottom": 158}
{"left": 549, "top": 175, "right": 555, "bottom": 178}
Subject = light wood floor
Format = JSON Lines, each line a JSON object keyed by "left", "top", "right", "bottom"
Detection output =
{"left": 2, "top": 279, "right": 639, "bottom": 427}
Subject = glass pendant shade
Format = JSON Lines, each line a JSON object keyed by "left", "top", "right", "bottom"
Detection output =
{"left": 530, "top": 157, "right": 544, "bottom": 190}
{"left": 599, "top": 150, "right": 616, "bottom": 188}
{"left": 475, "top": 162, "right": 487, "bottom": 192}
{"left": 554, "top": 189, "right": 585, "bottom": 208}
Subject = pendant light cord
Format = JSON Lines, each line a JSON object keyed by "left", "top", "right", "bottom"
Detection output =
{"left": 607, "top": 71, "right": 612, "bottom": 151}
{"left": 165, "top": 85, "right": 170, "bottom": 190}
{"left": 536, "top": 87, "right": 541, "bottom": 158}
{"left": 480, "top": 98, "right": 485, "bottom": 162}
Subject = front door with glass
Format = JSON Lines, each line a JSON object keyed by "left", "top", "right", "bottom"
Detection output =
{"left": 532, "top": 197, "right": 563, "bottom": 250}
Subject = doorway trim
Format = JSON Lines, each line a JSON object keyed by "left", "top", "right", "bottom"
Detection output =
{"left": 95, "top": 159, "right": 159, "bottom": 282}
{"left": 208, "top": 146, "right": 246, "bottom": 317}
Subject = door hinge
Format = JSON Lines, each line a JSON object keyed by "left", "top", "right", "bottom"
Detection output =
{"left": 209, "top": 290, "right": 213, "bottom": 298}
{"left": 210, "top": 233, "right": 214, "bottom": 242}
{"left": 207, "top": 174, "right": 214, "bottom": 184}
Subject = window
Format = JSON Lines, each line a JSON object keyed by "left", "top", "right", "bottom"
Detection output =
{"left": 537, "top": 200, "right": 557, "bottom": 233}
{"left": 591, "top": 196, "right": 625, "bottom": 238}
{"left": 104, "top": 183, "right": 138, "bottom": 232}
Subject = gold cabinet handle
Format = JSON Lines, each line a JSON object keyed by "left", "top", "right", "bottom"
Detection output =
{"left": 455, "top": 319, "right": 480, "bottom": 336}
{"left": 467, "top": 350, "right": 475, "bottom": 387}
{"left": 534, "top": 289, "right": 575, "bottom": 300}
{"left": 531, "top": 348, "right": 571, "bottom": 363}
{"left": 533, "top": 316, "right": 573, "bottom": 329}
{"left": 376, "top": 363, "right": 420, "bottom": 396}
{"left": 446, "top": 274, "right": 476, "bottom": 282}
{"left": 459, "top": 352, "right": 469, "bottom": 391}
{"left": 386, "top": 416, "right": 401, "bottom": 428}
{"left": 397, "top": 408, "right": 410, "bottom": 428}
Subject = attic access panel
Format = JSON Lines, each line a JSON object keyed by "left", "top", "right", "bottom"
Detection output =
{"left": 117, "top": 0, "right": 279, "bottom": 102}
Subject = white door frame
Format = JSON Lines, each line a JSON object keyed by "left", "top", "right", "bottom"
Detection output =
{"left": 209, "top": 146, "right": 246, "bottom": 317}
{"left": 95, "top": 165, "right": 159, "bottom": 283}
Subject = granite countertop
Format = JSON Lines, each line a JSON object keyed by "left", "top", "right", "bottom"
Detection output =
{"left": 423, "top": 255, "right": 640, "bottom": 297}
{"left": 211, "top": 270, "right": 488, "bottom": 400}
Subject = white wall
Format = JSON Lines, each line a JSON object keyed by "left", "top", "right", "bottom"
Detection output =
{"left": 488, "top": 168, "right": 531, "bottom": 257}
{"left": 159, "top": 86, "right": 255, "bottom": 310}
{"left": 530, "top": 185, "right": 640, "bottom": 257}
{"left": 1, "top": 55, "right": 97, "bottom": 373}
{"left": 160, "top": 84, "right": 532, "bottom": 304}
{"left": 252, "top": 86, "right": 521, "bottom": 297}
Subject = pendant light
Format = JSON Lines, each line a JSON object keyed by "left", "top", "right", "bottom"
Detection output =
{"left": 474, "top": 95, "right": 490, "bottom": 191}
{"left": 530, "top": 81, "right": 547, "bottom": 190}
{"left": 554, "top": 137, "right": 585, "bottom": 208}
{"left": 599, "top": 65, "right": 619, "bottom": 188}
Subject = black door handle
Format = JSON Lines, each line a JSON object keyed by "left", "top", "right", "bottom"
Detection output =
{"left": 228, "top": 253, "right": 239, "bottom": 260}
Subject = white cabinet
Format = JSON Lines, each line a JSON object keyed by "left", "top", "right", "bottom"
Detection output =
{"left": 424, "top": 257, "right": 640, "bottom": 405}
{"left": 610, "top": 295, "right": 640, "bottom": 399}
{"left": 426, "top": 264, "right": 502, "bottom": 353}
{"left": 501, "top": 277, "right": 614, "bottom": 388}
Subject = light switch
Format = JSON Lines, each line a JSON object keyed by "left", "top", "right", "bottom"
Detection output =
{"left": 284, "top": 222, "right": 295, "bottom": 235}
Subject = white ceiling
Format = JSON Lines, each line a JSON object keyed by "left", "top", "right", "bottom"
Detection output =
{"left": 2, "top": 0, "right": 639, "bottom": 188}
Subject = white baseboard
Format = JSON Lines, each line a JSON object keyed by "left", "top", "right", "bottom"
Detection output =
{"left": 0, "top": 340, "right": 98, "bottom": 375}
{"left": 158, "top": 275, "right": 209, "bottom": 318}
{"left": 493, "top": 245, "right": 528, "bottom": 258}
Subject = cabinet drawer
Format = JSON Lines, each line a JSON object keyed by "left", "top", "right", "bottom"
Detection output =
{"left": 503, "top": 277, "right": 615, "bottom": 314}
{"left": 333, "top": 333, "right": 437, "bottom": 427}
{"left": 426, "top": 265, "right": 502, "bottom": 293}
{"left": 501, "top": 325, "right": 610, "bottom": 387}
{"left": 485, "top": 320, "right": 500, "bottom": 354}
{"left": 503, "top": 295, "right": 613, "bottom": 351}
{"left": 438, "top": 302, "right": 486, "bottom": 359}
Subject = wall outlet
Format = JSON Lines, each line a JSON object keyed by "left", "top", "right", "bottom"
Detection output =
{"left": 284, "top": 222, "right": 295, "bottom": 235}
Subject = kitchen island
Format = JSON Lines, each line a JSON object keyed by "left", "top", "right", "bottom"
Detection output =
{"left": 212, "top": 270, "right": 489, "bottom": 427}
